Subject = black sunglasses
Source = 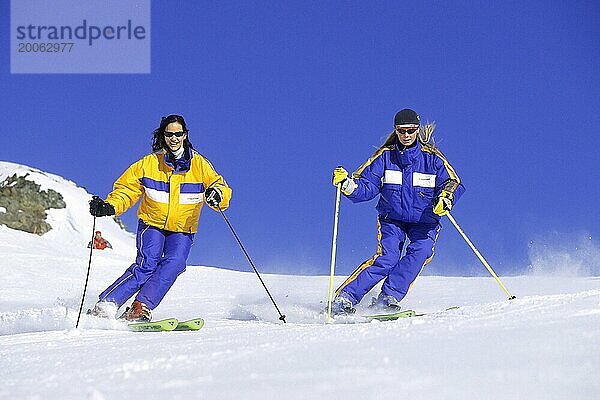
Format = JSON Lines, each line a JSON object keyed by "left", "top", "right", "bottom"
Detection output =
{"left": 395, "top": 127, "right": 418, "bottom": 135}
{"left": 164, "top": 131, "right": 186, "bottom": 138}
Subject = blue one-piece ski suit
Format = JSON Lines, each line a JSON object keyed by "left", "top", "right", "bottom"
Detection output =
{"left": 336, "top": 141, "right": 465, "bottom": 305}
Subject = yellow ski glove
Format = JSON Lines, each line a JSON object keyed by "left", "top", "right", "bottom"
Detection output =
{"left": 332, "top": 166, "right": 357, "bottom": 195}
{"left": 332, "top": 166, "right": 349, "bottom": 186}
{"left": 433, "top": 190, "right": 453, "bottom": 216}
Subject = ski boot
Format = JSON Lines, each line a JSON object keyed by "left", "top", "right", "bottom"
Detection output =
{"left": 119, "top": 300, "right": 152, "bottom": 322}
{"left": 368, "top": 293, "right": 401, "bottom": 313}
{"left": 329, "top": 294, "right": 356, "bottom": 316}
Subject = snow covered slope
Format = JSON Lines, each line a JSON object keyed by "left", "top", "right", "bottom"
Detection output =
{"left": 1, "top": 162, "right": 599, "bottom": 399}
{"left": 0, "top": 161, "right": 136, "bottom": 257}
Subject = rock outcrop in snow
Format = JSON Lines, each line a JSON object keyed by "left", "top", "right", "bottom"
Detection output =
{"left": 0, "top": 160, "right": 135, "bottom": 255}
{"left": 0, "top": 173, "right": 66, "bottom": 234}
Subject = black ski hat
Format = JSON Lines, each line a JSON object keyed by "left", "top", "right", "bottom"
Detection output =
{"left": 394, "top": 109, "right": 420, "bottom": 126}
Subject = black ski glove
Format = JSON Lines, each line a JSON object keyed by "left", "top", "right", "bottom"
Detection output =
{"left": 204, "top": 187, "right": 222, "bottom": 208}
{"left": 89, "top": 196, "right": 116, "bottom": 217}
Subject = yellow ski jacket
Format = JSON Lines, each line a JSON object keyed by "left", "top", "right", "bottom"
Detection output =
{"left": 106, "top": 148, "right": 231, "bottom": 233}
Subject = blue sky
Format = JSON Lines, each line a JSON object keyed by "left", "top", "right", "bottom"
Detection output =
{"left": 2, "top": 1, "right": 599, "bottom": 276}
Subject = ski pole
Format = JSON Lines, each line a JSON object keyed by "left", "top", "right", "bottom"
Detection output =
{"left": 326, "top": 184, "right": 342, "bottom": 323}
{"left": 446, "top": 212, "right": 516, "bottom": 300}
{"left": 217, "top": 206, "right": 287, "bottom": 323}
{"left": 76, "top": 215, "right": 96, "bottom": 328}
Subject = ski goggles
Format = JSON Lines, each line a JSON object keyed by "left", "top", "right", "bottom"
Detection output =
{"left": 164, "top": 131, "right": 186, "bottom": 137}
{"left": 395, "top": 127, "right": 418, "bottom": 135}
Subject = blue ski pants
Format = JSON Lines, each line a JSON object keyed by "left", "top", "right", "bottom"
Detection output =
{"left": 98, "top": 220, "right": 194, "bottom": 309}
{"left": 336, "top": 217, "right": 440, "bottom": 305}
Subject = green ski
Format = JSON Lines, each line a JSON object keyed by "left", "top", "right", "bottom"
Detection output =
{"left": 128, "top": 317, "right": 205, "bottom": 332}
{"left": 414, "top": 306, "right": 460, "bottom": 316}
{"left": 364, "top": 309, "right": 416, "bottom": 321}
{"left": 174, "top": 318, "right": 205, "bottom": 331}
{"left": 128, "top": 318, "right": 179, "bottom": 332}
{"left": 365, "top": 306, "right": 460, "bottom": 321}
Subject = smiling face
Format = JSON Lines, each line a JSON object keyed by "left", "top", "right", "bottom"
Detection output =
{"left": 163, "top": 122, "right": 187, "bottom": 152}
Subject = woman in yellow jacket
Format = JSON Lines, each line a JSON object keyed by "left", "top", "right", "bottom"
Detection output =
{"left": 89, "top": 114, "right": 232, "bottom": 322}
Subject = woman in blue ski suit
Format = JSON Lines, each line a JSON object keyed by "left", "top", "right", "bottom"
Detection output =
{"left": 331, "top": 109, "right": 465, "bottom": 314}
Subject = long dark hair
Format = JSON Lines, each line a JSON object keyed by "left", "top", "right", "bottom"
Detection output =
{"left": 151, "top": 114, "right": 194, "bottom": 152}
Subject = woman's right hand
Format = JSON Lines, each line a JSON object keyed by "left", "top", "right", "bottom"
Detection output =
{"left": 89, "top": 196, "right": 116, "bottom": 217}
{"left": 332, "top": 166, "right": 348, "bottom": 186}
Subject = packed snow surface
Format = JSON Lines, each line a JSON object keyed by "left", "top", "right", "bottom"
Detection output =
{"left": 1, "top": 161, "right": 598, "bottom": 399}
